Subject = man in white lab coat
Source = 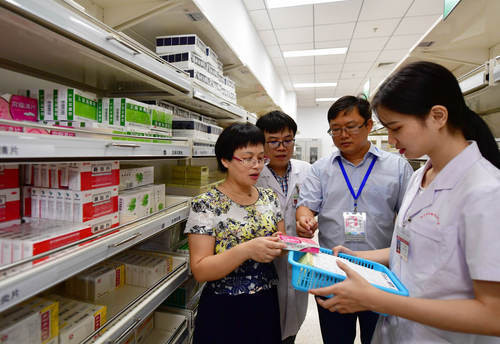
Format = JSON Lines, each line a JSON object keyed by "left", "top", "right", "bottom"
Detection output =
{"left": 256, "top": 111, "right": 311, "bottom": 344}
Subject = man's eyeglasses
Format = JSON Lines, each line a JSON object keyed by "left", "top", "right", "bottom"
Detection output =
{"left": 232, "top": 156, "right": 270, "bottom": 168}
{"left": 327, "top": 121, "right": 367, "bottom": 137}
{"left": 266, "top": 139, "right": 295, "bottom": 149}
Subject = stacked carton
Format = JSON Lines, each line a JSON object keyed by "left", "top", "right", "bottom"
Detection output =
{"left": 0, "top": 164, "right": 20, "bottom": 229}
{"left": 118, "top": 166, "right": 165, "bottom": 223}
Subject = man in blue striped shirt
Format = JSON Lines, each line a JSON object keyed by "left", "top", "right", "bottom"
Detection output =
{"left": 296, "top": 96, "right": 413, "bottom": 344}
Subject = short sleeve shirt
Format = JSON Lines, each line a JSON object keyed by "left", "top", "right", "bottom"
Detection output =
{"left": 185, "top": 187, "right": 283, "bottom": 295}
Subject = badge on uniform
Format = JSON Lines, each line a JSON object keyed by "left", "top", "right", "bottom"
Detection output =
{"left": 343, "top": 211, "right": 367, "bottom": 242}
{"left": 396, "top": 224, "right": 410, "bottom": 261}
{"left": 292, "top": 184, "right": 300, "bottom": 208}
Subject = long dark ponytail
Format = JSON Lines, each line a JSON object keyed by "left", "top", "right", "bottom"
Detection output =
{"left": 372, "top": 61, "right": 500, "bottom": 168}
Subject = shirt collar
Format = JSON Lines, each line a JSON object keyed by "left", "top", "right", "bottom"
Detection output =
{"left": 331, "top": 142, "right": 381, "bottom": 166}
{"left": 268, "top": 162, "right": 291, "bottom": 180}
{"left": 424, "top": 141, "right": 482, "bottom": 190}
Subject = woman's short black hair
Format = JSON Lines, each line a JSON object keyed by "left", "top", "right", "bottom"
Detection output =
{"left": 256, "top": 110, "right": 297, "bottom": 135}
{"left": 215, "top": 123, "right": 265, "bottom": 172}
{"left": 327, "top": 95, "right": 371, "bottom": 123}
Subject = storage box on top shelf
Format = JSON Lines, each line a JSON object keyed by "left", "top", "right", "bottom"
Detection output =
{"left": 174, "top": 106, "right": 190, "bottom": 119}
{"left": 208, "top": 123, "right": 223, "bottom": 142}
{"left": 68, "top": 161, "right": 120, "bottom": 191}
{"left": 156, "top": 34, "right": 208, "bottom": 59}
{"left": 0, "top": 188, "right": 21, "bottom": 229}
{"left": 119, "top": 166, "right": 154, "bottom": 191}
{"left": 159, "top": 51, "right": 207, "bottom": 71}
{"left": 205, "top": 47, "right": 223, "bottom": 72}
{"left": 98, "top": 98, "right": 151, "bottom": 129}
{"left": 184, "top": 67, "right": 218, "bottom": 95}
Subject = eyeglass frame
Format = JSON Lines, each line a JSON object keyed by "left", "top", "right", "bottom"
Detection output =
{"left": 266, "top": 138, "right": 295, "bottom": 149}
{"left": 232, "top": 155, "right": 271, "bottom": 167}
{"left": 327, "top": 120, "right": 368, "bottom": 137}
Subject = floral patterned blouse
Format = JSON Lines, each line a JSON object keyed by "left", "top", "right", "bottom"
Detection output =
{"left": 184, "top": 187, "right": 283, "bottom": 295}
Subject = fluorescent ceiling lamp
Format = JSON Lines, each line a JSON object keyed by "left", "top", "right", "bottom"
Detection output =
{"left": 316, "top": 97, "right": 339, "bottom": 102}
{"left": 267, "top": 0, "right": 346, "bottom": 9}
{"left": 284, "top": 47, "right": 347, "bottom": 58}
{"left": 294, "top": 82, "right": 337, "bottom": 88}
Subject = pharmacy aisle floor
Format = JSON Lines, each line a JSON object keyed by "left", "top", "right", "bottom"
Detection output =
{"left": 295, "top": 288, "right": 362, "bottom": 344}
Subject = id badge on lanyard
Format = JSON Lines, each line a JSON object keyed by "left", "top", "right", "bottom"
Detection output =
{"left": 343, "top": 211, "right": 366, "bottom": 241}
{"left": 338, "top": 156, "right": 377, "bottom": 243}
{"left": 292, "top": 184, "right": 300, "bottom": 208}
{"left": 396, "top": 222, "right": 410, "bottom": 261}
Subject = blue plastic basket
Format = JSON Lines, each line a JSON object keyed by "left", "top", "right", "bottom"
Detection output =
{"left": 289, "top": 247, "right": 409, "bottom": 297}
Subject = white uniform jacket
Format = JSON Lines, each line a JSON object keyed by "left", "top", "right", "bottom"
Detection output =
{"left": 257, "top": 159, "right": 312, "bottom": 340}
{"left": 372, "top": 142, "right": 500, "bottom": 344}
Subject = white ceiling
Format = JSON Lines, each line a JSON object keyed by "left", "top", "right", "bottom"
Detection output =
{"left": 243, "top": 0, "right": 442, "bottom": 107}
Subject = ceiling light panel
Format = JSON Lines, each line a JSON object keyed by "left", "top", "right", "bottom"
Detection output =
{"left": 284, "top": 47, "right": 348, "bottom": 58}
{"left": 294, "top": 82, "right": 337, "bottom": 88}
{"left": 267, "top": 0, "right": 346, "bottom": 9}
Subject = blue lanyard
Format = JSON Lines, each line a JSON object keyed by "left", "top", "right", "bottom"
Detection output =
{"left": 337, "top": 156, "right": 377, "bottom": 212}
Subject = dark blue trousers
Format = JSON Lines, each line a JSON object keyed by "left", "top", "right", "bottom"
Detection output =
{"left": 316, "top": 301, "right": 379, "bottom": 344}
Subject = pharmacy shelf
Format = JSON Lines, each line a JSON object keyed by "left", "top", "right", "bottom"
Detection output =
{"left": 0, "top": 125, "right": 191, "bottom": 162}
{"left": 0, "top": 197, "right": 190, "bottom": 312}
{"left": 0, "top": 0, "right": 191, "bottom": 98}
{"left": 146, "top": 322, "right": 189, "bottom": 344}
{"left": 86, "top": 258, "right": 188, "bottom": 343}
{"left": 192, "top": 139, "right": 215, "bottom": 157}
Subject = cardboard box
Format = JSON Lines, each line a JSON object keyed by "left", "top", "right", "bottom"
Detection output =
{"left": 118, "top": 186, "right": 153, "bottom": 224}
{"left": 20, "top": 296, "right": 59, "bottom": 344}
{"left": 155, "top": 34, "right": 207, "bottom": 58}
{"left": 0, "top": 304, "right": 42, "bottom": 343}
{"left": 0, "top": 188, "right": 20, "bottom": 228}
{"left": 119, "top": 166, "right": 154, "bottom": 191}
{"left": 68, "top": 161, "right": 120, "bottom": 191}
{"left": 111, "top": 252, "right": 168, "bottom": 288}
{"left": 0, "top": 164, "right": 19, "bottom": 189}
{"left": 66, "top": 263, "right": 122, "bottom": 300}
{"left": 73, "top": 186, "right": 119, "bottom": 223}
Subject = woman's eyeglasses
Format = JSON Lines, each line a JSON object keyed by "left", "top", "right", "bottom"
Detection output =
{"left": 266, "top": 139, "right": 295, "bottom": 149}
{"left": 232, "top": 156, "right": 270, "bottom": 167}
{"left": 327, "top": 121, "right": 367, "bottom": 137}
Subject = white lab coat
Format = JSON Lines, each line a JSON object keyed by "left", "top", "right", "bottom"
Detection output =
{"left": 257, "top": 159, "right": 312, "bottom": 340}
{"left": 372, "top": 142, "right": 500, "bottom": 344}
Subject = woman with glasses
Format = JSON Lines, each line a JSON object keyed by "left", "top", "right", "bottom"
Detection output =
{"left": 312, "top": 62, "right": 500, "bottom": 343}
{"left": 185, "top": 123, "right": 287, "bottom": 344}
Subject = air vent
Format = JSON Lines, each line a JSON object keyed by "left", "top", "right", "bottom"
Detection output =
{"left": 186, "top": 12, "right": 204, "bottom": 21}
{"left": 418, "top": 41, "right": 434, "bottom": 48}
{"left": 377, "top": 62, "right": 395, "bottom": 68}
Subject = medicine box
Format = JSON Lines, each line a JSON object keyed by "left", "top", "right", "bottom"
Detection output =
{"left": 22, "top": 296, "right": 59, "bottom": 344}
{"left": 205, "top": 47, "right": 223, "bottom": 71}
{"left": 0, "top": 188, "right": 20, "bottom": 229}
{"left": 172, "top": 118, "right": 210, "bottom": 140}
{"left": 111, "top": 253, "right": 168, "bottom": 288}
{"left": 66, "top": 262, "right": 124, "bottom": 300}
{"left": 53, "top": 88, "right": 98, "bottom": 122}
{"left": 160, "top": 51, "right": 207, "bottom": 72}
{"left": 68, "top": 161, "right": 120, "bottom": 191}
{"left": 135, "top": 314, "right": 154, "bottom": 344}
{"left": 0, "top": 164, "right": 19, "bottom": 189}
{"left": 27, "top": 89, "right": 53, "bottom": 121}
{"left": 156, "top": 34, "right": 207, "bottom": 58}
{"left": 153, "top": 184, "right": 166, "bottom": 212}
{"left": 72, "top": 185, "right": 119, "bottom": 223}
{"left": 119, "top": 166, "right": 154, "bottom": 191}
{"left": 149, "top": 104, "right": 173, "bottom": 135}
{"left": 99, "top": 98, "right": 151, "bottom": 129}
{"left": 7, "top": 94, "right": 38, "bottom": 122}
{"left": 0, "top": 301, "right": 43, "bottom": 344}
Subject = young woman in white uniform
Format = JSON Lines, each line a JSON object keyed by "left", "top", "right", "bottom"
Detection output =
{"left": 311, "top": 61, "right": 500, "bottom": 343}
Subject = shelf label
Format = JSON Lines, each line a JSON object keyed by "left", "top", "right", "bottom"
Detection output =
{"left": 0, "top": 143, "right": 55, "bottom": 158}
{"left": 1, "top": 288, "right": 20, "bottom": 308}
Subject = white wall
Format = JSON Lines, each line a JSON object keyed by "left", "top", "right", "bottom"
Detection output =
{"left": 296, "top": 106, "right": 336, "bottom": 160}
{"left": 193, "top": 0, "right": 297, "bottom": 118}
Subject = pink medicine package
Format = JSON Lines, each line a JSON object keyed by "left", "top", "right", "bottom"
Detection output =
{"left": 278, "top": 234, "right": 320, "bottom": 254}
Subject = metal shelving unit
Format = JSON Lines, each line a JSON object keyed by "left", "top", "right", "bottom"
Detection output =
{"left": 0, "top": 197, "right": 190, "bottom": 312}
{"left": 87, "top": 258, "right": 189, "bottom": 344}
